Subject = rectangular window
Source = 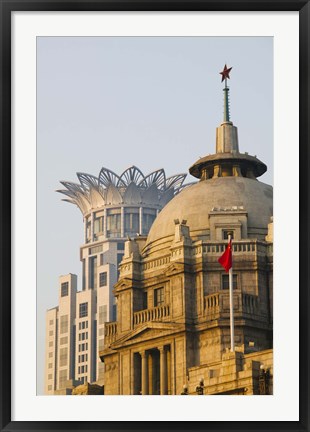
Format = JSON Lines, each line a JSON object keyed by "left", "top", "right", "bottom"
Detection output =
{"left": 48, "top": 363, "right": 53, "bottom": 369}
{"left": 142, "top": 210, "right": 157, "bottom": 235}
{"left": 99, "top": 272, "right": 107, "bottom": 287}
{"left": 99, "top": 305, "right": 107, "bottom": 325}
{"left": 154, "top": 288, "right": 164, "bottom": 307}
{"left": 82, "top": 259, "right": 86, "bottom": 290}
{"left": 78, "top": 332, "right": 88, "bottom": 341}
{"left": 60, "top": 336, "right": 68, "bottom": 345}
{"left": 60, "top": 315, "right": 69, "bottom": 334}
{"left": 61, "top": 282, "right": 69, "bottom": 297}
{"left": 107, "top": 209, "right": 121, "bottom": 238}
{"left": 117, "top": 253, "right": 124, "bottom": 278}
{"left": 49, "top": 352, "right": 53, "bottom": 358}
{"left": 222, "top": 274, "right": 238, "bottom": 290}
{"left": 112, "top": 304, "right": 117, "bottom": 321}
{"left": 100, "top": 253, "right": 104, "bottom": 266}
{"left": 117, "top": 253, "right": 124, "bottom": 267}
{"left": 223, "top": 230, "right": 234, "bottom": 240}
{"left": 79, "top": 321, "right": 88, "bottom": 330}
{"left": 48, "top": 385, "right": 52, "bottom": 391}
{"left": 49, "top": 330, "right": 53, "bottom": 336}
{"left": 89, "top": 245, "right": 103, "bottom": 255}
{"left": 86, "top": 219, "right": 91, "bottom": 242}
{"left": 59, "top": 370, "right": 67, "bottom": 387}
{"left": 89, "top": 256, "right": 97, "bottom": 289}
{"left": 124, "top": 208, "right": 140, "bottom": 236}
{"left": 143, "top": 292, "right": 147, "bottom": 310}
{"left": 94, "top": 216, "right": 104, "bottom": 234}
{"left": 117, "top": 242, "right": 125, "bottom": 250}
{"left": 59, "top": 347, "right": 68, "bottom": 367}
{"left": 48, "top": 374, "right": 52, "bottom": 380}
{"left": 49, "top": 341, "right": 53, "bottom": 347}
{"left": 49, "top": 319, "right": 54, "bottom": 325}
{"left": 79, "top": 302, "right": 88, "bottom": 318}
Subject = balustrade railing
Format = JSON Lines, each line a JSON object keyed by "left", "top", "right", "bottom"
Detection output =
{"left": 133, "top": 304, "right": 170, "bottom": 326}
{"left": 104, "top": 321, "right": 118, "bottom": 344}
{"left": 204, "top": 291, "right": 259, "bottom": 319}
{"left": 201, "top": 241, "right": 259, "bottom": 255}
{"left": 242, "top": 293, "right": 258, "bottom": 315}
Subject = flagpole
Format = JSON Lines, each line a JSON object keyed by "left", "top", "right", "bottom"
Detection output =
{"left": 228, "top": 234, "right": 235, "bottom": 352}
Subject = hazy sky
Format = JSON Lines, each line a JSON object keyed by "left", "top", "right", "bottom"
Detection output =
{"left": 37, "top": 36, "right": 273, "bottom": 394}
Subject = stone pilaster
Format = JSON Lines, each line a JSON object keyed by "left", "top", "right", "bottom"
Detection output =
{"left": 159, "top": 346, "right": 167, "bottom": 395}
{"left": 140, "top": 351, "right": 149, "bottom": 395}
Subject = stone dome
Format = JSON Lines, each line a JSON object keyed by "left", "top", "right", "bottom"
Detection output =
{"left": 146, "top": 176, "right": 273, "bottom": 246}
{"left": 145, "top": 69, "right": 273, "bottom": 249}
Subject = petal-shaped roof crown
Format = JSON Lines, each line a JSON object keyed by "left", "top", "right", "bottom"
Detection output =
{"left": 57, "top": 165, "right": 192, "bottom": 216}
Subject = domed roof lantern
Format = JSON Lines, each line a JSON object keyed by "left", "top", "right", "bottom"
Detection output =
{"left": 189, "top": 65, "right": 267, "bottom": 180}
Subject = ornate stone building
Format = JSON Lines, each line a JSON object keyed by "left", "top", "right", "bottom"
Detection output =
{"left": 100, "top": 71, "right": 273, "bottom": 395}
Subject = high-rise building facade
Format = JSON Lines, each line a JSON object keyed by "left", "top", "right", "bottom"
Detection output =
{"left": 45, "top": 166, "right": 190, "bottom": 394}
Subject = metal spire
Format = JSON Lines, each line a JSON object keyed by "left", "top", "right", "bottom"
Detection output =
{"left": 220, "top": 64, "right": 232, "bottom": 123}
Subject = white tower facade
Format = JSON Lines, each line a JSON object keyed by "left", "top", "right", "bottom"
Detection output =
{"left": 45, "top": 166, "right": 190, "bottom": 394}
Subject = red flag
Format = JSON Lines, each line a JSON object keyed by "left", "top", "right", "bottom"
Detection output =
{"left": 218, "top": 240, "right": 232, "bottom": 272}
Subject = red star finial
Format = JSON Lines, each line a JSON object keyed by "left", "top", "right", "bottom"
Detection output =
{"left": 220, "top": 64, "right": 232, "bottom": 82}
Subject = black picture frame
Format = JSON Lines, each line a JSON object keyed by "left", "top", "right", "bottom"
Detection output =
{"left": 1, "top": 1, "right": 309, "bottom": 431}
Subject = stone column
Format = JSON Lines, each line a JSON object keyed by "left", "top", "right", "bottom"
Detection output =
{"left": 213, "top": 165, "right": 221, "bottom": 178}
{"left": 170, "top": 341, "right": 176, "bottom": 395}
{"left": 232, "top": 165, "right": 241, "bottom": 177}
{"left": 159, "top": 346, "right": 167, "bottom": 395}
{"left": 140, "top": 351, "right": 148, "bottom": 395}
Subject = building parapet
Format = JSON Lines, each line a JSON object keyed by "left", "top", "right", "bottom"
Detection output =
{"left": 129, "top": 240, "right": 272, "bottom": 275}
{"left": 142, "top": 255, "right": 171, "bottom": 271}
{"left": 194, "top": 239, "right": 268, "bottom": 256}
